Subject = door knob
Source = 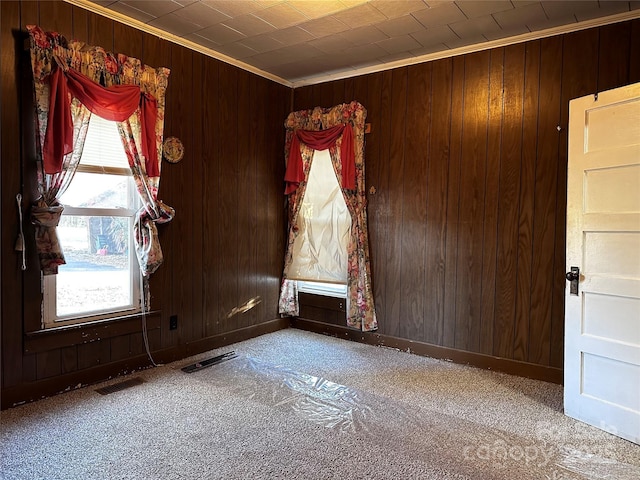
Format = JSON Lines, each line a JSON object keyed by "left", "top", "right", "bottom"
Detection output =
{"left": 565, "top": 271, "right": 579, "bottom": 281}
{"left": 566, "top": 266, "right": 580, "bottom": 295}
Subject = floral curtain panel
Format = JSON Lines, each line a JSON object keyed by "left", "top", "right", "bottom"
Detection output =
{"left": 27, "top": 25, "right": 173, "bottom": 277}
{"left": 279, "top": 101, "right": 377, "bottom": 332}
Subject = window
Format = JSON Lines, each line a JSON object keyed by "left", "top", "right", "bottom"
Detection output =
{"left": 43, "top": 116, "right": 141, "bottom": 328}
{"left": 287, "top": 149, "right": 351, "bottom": 290}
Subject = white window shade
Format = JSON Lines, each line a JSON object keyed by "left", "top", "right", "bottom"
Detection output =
{"left": 287, "top": 149, "right": 351, "bottom": 284}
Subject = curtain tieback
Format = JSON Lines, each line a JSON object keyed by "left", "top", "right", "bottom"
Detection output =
{"left": 31, "top": 202, "right": 64, "bottom": 228}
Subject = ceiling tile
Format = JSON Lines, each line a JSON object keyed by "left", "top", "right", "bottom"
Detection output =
{"left": 215, "top": 41, "right": 258, "bottom": 59}
{"left": 377, "top": 51, "right": 417, "bottom": 63}
{"left": 308, "top": 35, "right": 354, "bottom": 54}
{"left": 492, "top": 3, "right": 548, "bottom": 29}
{"left": 287, "top": 0, "right": 346, "bottom": 18}
{"left": 339, "top": 43, "right": 389, "bottom": 62}
{"left": 370, "top": 0, "right": 431, "bottom": 19}
{"left": 410, "top": 42, "right": 450, "bottom": 56}
{"left": 183, "top": 32, "right": 222, "bottom": 49}
{"left": 376, "top": 14, "right": 425, "bottom": 37}
{"left": 120, "top": 0, "right": 182, "bottom": 17}
{"left": 253, "top": 2, "right": 309, "bottom": 29}
{"left": 201, "top": 0, "right": 266, "bottom": 18}
{"left": 483, "top": 23, "right": 529, "bottom": 41}
{"left": 299, "top": 16, "right": 351, "bottom": 37}
{"left": 251, "top": 44, "right": 324, "bottom": 67}
{"left": 237, "top": 34, "right": 285, "bottom": 54}
{"left": 222, "top": 14, "right": 277, "bottom": 36}
{"left": 444, "top": 34, "right": 486, "bottom": 49}
{"left": 172, "top": 2, "right": 231, "bottom": 27}
{"left": 541, "top": 1, "right": 598, "bottom": 22}
{"left": 107, "top": 2, "right": 157, "bottom": 23}
{"left": 412, "top": 2, "right": 466, "bottom": 28}
{"left": 268, "top": 26, "right": 316, "bottom": 45}
{"left": 411, "top": 24, "right": 458, "bottom": 47}
{"left": 197, "top": 23, "right": 246, "bottom": 44}
{"left": 333, "top": 3, "right": 389, "bottom": 28}
{"left": 148, "top": 13, "right": 204, "bottom": 36}
{"left": 455, "top": 0, "right": 514, "bottom": 18}
{"left": 526, "top": 15, "right": 577, "bottom": 32}
{"left": 449, "top": 15, "right": 502, "bottom": 38}
{"left": 375, "top": 34, "right": 423, "bottom": 54}
{"left": 577, "top": 1, "right": 631, "bottom": 21}
{"left": 338, "top": 25, "right": 389, "bottom": 46}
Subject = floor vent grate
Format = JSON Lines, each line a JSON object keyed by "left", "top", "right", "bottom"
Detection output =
{"left": 95, "top": 377, "right": 145, "bottom": 395}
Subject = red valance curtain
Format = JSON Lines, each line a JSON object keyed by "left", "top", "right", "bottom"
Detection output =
{"left": 44, "top": 64, "right": 159, "bottom": 177}
{"left": 27, "top": 25, "right": 172, "bottom": 277}
{"left": 284, "top": 124, "right": 355, "bottom": 194}
{"left": 278, "top": 102, "right": 377, "bottom": 332}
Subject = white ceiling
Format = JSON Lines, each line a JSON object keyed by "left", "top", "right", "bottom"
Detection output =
{"left": 76, "top": 1, "right": 640, "bottom": 86}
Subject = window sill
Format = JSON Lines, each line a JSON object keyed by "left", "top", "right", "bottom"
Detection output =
{"left": 24, "top": 311, "right": 161, "bottom": 354}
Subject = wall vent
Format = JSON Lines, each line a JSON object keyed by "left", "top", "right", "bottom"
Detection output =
{"left": 95, "top": 377, "right": 145, "bottom": 395}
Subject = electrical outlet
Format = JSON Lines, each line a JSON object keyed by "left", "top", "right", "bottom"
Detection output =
{"left": 169, "top": 315, "right": 178, "bottom": 330}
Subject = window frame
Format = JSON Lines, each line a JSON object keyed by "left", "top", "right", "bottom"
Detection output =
{"left": 42, "top": 131, "right": 142, "bottom": 328}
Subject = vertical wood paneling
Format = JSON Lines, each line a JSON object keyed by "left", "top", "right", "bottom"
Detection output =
{"left": 72, "top": 6, "right": 89, "bottom": 40}
{"left": 424, "top": 58, "right": 452, "bottom": 345}
{"left": 528, "top": 36, "right": 562, "bottom": 365}
{"left": 1, "top": 0, "right": 23, "bottom": 389}
{"left": 165, "top": 44, "right": 193, "bottom": 344}
{"left": 255, "top": 76, "right": 270, "bottom": 326}
{"left": 236, "top": 70, "right": 256, "bottom": 329}
{"left": 36, "top": 350, "right": 61, "bottom": 379}
{"left": 383, "top": 68, "right": 408, "bottom": 337}
{"left": 493, "top": 44, "right": 525, "bottom": 359}
{"left": 550, "top": 29, "right": 599, "bottom": 368}
{"left": 442, "top": 55, "right": 465, "bottom": 348}
{"left": 513, "top": 41, "right": 540, "bottom": 362}
{"left": 88, "top": 13, "right": 113, "bottom": 52}
{"left": 597, "top": 22, "right": 631, "bottom": 93}
{"left": 399, "top": 63, "right": 430, "bottom": 341}
{"left": 217, "top": 63, "right": 239, "bottom": 332}
{"left": 191, "top": 53, "right": 204, "bottom": 338}
{"left": 61, "top": 346, "right": 77, "bottom": 374}
{"left": 38, "top": 0, "right": 72, "bottom": 34}
{"left": 202, "top": 56, "right": 220, "bottom": 336}
{"left": 455, "top": 51, "right": 490, "bottom": 352}
{"left": 368, "top": 71, "right": 392, "bottom": 331}
{"left": 293, "top": 85, "right": 314, "bottom": 111}
{"left": 479, "top": 48, "right": 504, "bottom": 355}
{"left": 113, "top": 22, "right": 142, "bottom": 59}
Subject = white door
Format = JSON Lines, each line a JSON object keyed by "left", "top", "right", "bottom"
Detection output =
{"left": 565, "top": 82, "right": 640, "bottom": 444}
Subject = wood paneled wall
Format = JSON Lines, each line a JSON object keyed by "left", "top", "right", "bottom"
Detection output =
{"left": 293, "top": 19, "right": 640, "bottom": 372}
{"left": 0, "top": 0, "right": 289, "bottom": 407}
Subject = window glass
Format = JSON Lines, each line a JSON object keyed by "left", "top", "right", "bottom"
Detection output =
{"left": 43, "top": 115, "right": 141, "bottom": 327}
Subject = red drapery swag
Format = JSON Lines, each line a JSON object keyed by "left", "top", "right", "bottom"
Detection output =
{"left": 44, "top": 64, "right": 159, "bottom": 177}
{"left": 284, "top": 123, "right": 355, "bottom": 195}
{"left": 27, "top": 25, "right": 171, "bottom": 277}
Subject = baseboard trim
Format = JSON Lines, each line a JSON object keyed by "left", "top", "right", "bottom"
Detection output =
{"left": 1, "top": 318, "right": 290, "bottom": 410}
{"left": 291, "top": 318, "right": 563, "bottom": 385}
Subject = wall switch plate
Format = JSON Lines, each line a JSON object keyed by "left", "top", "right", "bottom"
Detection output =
{"left": 169, "top": 315, "right": 178, "bottom": 330}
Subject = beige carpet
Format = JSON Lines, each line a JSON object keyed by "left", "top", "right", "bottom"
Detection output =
{"left": 1, "top": 328, "right": 639, "bottom": 479}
